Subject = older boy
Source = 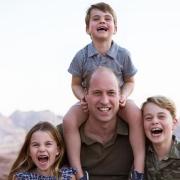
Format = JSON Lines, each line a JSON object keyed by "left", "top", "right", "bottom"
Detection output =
{"left": 142, "top": 96, "right": 180, "bottom": 180}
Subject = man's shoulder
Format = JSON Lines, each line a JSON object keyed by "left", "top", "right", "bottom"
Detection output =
{"left": 117, "top": 118, "right": 129, "bottom": 135}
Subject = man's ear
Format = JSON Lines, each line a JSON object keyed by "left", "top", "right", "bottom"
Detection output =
{"left": 84, "top": 88, "right": 88, "bottom": 101}
{"left": 84, "top": 87, "right": 88, "bottom": 93}
{"left": 118, "top": 89, "right": 121, "bottom": 96}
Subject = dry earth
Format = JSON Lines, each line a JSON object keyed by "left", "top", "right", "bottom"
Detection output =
{"left": 0, "top": 150, "right": 18, "bottom": 180}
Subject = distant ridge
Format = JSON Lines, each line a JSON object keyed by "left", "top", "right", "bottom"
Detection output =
{"left": 10, "top": 110, "right": 63, "bottom": 130}
{"left": 0, "top": 110, "right": 64, "bottom": 179}
{"left": 0, "top": 110, "right": 63, "bottom": 146}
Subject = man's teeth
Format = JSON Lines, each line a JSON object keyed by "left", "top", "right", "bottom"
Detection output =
{"left": 99, "top": 107, "right": 110, "bottom": 111}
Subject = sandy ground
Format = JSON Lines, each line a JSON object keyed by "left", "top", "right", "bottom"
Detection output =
{"left": 0, "top": 150, "right": 18, "bottom": 180}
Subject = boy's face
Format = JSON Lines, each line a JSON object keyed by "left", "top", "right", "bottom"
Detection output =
{"left": 143, "top": 102, "right": 177, "bottom": 145}
{"left": 86, "top": 8, "right": 117, "bottom": 41}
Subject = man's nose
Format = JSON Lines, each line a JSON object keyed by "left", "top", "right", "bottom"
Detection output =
{"left": 100, "top": 94, "right": 109, "bottom": 104}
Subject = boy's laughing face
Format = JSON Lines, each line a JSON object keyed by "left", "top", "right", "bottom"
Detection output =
{"left": 86, "top": 9, "right": 117, "bottom": 41}
{"left": 143, "top": 102, "right": 177, "bottom": 145}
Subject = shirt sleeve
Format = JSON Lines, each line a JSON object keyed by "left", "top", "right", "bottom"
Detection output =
{"left": 61, "top": 167, "right": 77, "bottom": 180}
{"left": 68, "top": 49, "right": 85, "bottom": 77}
{"left": 121, "top": 49, "right": 137, "bottom": 77}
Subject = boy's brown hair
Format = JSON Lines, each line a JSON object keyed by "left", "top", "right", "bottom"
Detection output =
{"left": 141, "top": 95, "right": 177, "bottom": 119}
{"left": 85, "top": 2, "right": 117, "bottom": 28}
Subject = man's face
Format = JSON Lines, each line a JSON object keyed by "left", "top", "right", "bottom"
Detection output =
{"left": 85, "top": 69, "right": 120, "bottom": 123}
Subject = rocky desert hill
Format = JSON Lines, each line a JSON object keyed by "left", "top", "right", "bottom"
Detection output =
{"left": 0, "top": 111, "right": 62, "bottom": 180}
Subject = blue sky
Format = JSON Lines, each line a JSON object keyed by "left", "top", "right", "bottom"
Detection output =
{"left": 0, "top": 0, "right": 180, "bottom": 116}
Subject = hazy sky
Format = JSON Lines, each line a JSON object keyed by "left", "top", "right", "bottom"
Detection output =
{"left": 0, "top": 0, "right": 180, "bottom": 116}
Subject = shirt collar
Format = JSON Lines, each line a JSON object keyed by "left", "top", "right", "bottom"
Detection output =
{"left": 87, "top": 41, "right": 118, "bottom": 60}
{"left": 80, "top": 118, "right": 129, "bottom": 145}
{"left": 147, "top": 136, "right": 180, "bottom": 160}
{"left": 169, "top": 137, "right": 180, "bottom": 159}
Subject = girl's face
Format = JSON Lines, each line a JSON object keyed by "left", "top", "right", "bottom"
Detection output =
{"left": 86, "top": 9, "right": 117, "bottom": 41}
{"left": 143, "top": 102, "right": 177, "bottom": 145}
{"left": 29, "top": 130, "right": 60, "bottom": 176}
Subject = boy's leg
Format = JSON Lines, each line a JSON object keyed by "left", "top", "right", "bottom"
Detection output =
{"left": 63, "top": 103, "right": 88, "bottom": 179}
{"left": 118, "top": 100, "right": 145, "bottom": 175}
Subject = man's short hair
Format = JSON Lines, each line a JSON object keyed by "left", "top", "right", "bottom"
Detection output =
{"left": 85, "top": 66, "right": 120, "bottom": 90}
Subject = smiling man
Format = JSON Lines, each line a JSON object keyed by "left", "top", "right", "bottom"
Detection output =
{"left": 76, "top": 66, "right": 133, "bottom": 180}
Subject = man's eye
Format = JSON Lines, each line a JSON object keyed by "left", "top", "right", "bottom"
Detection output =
{"left": 93, "top": 92, "right": 101, "bottom": 96}
{"left": 108, "top": 92, "right": 115, "bottom": 96}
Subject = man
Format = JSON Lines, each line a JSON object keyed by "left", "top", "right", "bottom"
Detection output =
{"left": 58, "top": 67, "right": 134, "bottom": 180}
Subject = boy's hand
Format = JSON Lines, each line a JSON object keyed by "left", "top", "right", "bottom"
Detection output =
{"left": 119, "top": 95, "right": 127, "bottom": 107}
{"left": 80, "top": 97, "right": 88, "bottom": 112}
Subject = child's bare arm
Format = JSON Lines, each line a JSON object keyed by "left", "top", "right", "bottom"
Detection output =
{"left": 63, "top": 75, "right": 88, "bottom": 179}
{"left": 71, "top": 174, "right": 77, "bottom": 180}
{"left": 71, "top": 75, "right": 88, "bottom": 112}
{"left": 71, "top": 76, "right": 84, "bottom": 100}
{"left": 120, "top": 76, "right": 135, "bottom": 107}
